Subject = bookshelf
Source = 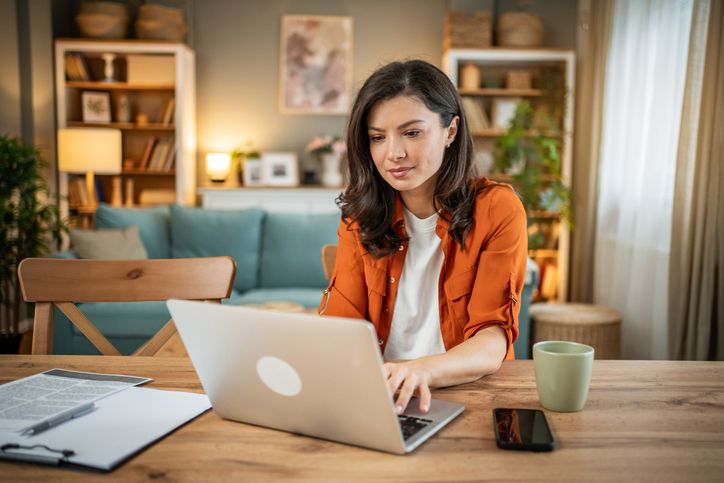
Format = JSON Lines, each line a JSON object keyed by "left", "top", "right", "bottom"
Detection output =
{"left": 55, "top": 39, "right": 196, "bottom": 225}
{"left": 443, "top": 48, "right": 575, "bottom": 302}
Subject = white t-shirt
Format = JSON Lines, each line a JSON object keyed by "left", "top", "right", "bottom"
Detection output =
{"left": 383, "top": 204, "right": 446, "bottom": 359}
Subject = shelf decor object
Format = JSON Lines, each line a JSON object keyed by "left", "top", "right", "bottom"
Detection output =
{"left": 57, "top": 128, "right": 122, "bottom": 209}
{"left": 206, "top": 153, "right": 231, "bottom": 182}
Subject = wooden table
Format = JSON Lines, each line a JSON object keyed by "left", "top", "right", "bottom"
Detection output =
{"left": 1, "top": 356, "right": 722, "bottom": 482}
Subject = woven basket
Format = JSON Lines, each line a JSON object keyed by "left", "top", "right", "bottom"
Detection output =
{"left": 506, "top": 70, "right": 532, "bottom": 89}
{"left": 444, "top": 11, "right": 492, "bottom": 50}
{"left": 530, "top": 303, "right": 622, "bottom": 360}
{"left": 76, "top": 1, "right": 129, "bottom": 39}
{"left": 495, "top": 12, "right": 544, "bottom": 47}
{"left": 136, "top": 4, "right": 188, "bottom": 42}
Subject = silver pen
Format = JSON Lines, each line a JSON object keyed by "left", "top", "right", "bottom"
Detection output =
{"left": 21, "top": 402, "right": 96, "bottom": 436}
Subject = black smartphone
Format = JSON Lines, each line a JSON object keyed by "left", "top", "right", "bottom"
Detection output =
{"left": 493, "top": 408, "right": 555, "bottom": 452}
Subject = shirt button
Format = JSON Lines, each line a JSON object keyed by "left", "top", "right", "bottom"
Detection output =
{"left": 390, "top": 277, "right": 395, "bottom": 283}
{"left": 379, "top": 339, "right": 384, "bottom": 345}
{"left": 398, "top": 245, "right": 404, "bottom": 251}
{"left": 384, "top": 308, "right": 389, "bottom": 313}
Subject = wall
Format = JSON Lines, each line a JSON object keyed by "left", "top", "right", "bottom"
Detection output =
{"left": 192, "top": 0, "right": 577, "bottom": 183}
{"left": 0, "top": 0, "right": 22, "bottom": 138}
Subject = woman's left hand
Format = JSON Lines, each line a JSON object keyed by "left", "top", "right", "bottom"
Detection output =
{"left": 383, "top": 361, "right": 432, "bottom": 415}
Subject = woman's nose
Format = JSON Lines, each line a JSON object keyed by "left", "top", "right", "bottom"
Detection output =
{"left": 386, "top": 138, "right": 405, "bottom": 162}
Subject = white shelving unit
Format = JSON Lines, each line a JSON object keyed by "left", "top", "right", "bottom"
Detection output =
{"left": 443, "top": 48, "right": 575, "bottom": 302}
{"left": 54, "top": 39, "right": 196, "bottom": 223}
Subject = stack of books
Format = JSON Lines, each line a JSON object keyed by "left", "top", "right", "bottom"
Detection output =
{"left": 139, "top": 137, "right": 176, "bottom": 172}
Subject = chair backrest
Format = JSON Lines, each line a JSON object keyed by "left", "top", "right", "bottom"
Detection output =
{"left": 320, "top": 244, "right": 337, "bottom": 280}
{"left": 18, "top": 257, "right": 237, "bottom": 356}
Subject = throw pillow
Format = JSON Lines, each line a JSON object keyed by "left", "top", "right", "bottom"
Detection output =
{"left": 70, "top": 226, "right": 148, "bottom": 259}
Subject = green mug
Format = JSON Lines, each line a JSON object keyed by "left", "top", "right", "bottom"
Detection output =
{"left": 533, "top": 341, "right": 594, "bottom": 412}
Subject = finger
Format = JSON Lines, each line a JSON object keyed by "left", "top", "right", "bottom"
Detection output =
{"left": 387, "top": 365, "right": 409, "bottom": 395}
{"left": 394, "top": 373, "right": 420, "bottom": 415}
{"left": 382, "top": 362, "right": 395, "bottom": 379}
{"left": 418, "top": 379, "right": 431, "bottom": 413}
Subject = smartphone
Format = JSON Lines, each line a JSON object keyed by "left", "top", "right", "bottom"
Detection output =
{"left": 493, "top": 408, "right": 555, "bottom": 452}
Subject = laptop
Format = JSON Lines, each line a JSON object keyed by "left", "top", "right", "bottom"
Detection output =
{"left": 167, "top": 300, "right": 464, "bottom": 454}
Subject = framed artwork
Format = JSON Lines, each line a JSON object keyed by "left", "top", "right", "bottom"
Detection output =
{"left": 81, "top": 91, "right": 112, "bottom": 123}
{"left": 243, "top": 159, "right": 264, "bottom": 186}
{"left": 262, "top": 152, "right": 299, "bottom": 186}
{"left": 279, "top": 15, "right": 353, "bottom": 115}
{"left": 491, "top": 97, "right": 522, "bottom": 129}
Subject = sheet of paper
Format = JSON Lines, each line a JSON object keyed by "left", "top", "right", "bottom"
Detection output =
{"left": 0, "top": 369, "right": 150, "bottom": 432}
{"left": 0, "top": 387, "right": 211, "bottom": 470}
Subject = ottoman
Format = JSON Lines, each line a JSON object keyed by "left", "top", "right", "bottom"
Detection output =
{"left": 530, "top": 303, "right": 622, "bottom": 359}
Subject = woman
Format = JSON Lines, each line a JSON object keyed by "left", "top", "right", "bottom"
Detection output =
{"left": 319, "top": 60, "right": 527, "bottom": 415}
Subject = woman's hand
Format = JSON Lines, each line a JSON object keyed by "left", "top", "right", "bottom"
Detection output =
{"left": 383, "top": 361, "right": 432, "bottom": 414}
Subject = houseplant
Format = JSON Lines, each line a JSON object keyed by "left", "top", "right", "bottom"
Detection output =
{"left": 0, "top": 134, "right": 66, "bottom": 352}
{"left": 493, "top": 101, "right": 573, "bottom": 250}
{"left": 231, "top": 141, "right": 260, "bottom": 185}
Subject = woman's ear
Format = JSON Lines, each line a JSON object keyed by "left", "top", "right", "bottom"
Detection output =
{"left": 447, "top": 116, "right": 460, "bottom": 145}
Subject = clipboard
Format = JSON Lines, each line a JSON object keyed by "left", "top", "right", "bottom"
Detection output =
{"left": 0, "top": 387, "right": 210, "bottom": 471}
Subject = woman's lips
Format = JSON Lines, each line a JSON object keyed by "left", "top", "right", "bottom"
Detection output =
{"left": 389, "top": 167, "right": 412, "bottom": 178}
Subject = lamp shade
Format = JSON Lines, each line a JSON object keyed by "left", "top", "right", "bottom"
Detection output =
{"left": 205, "top": 152, "right": 231, "bottom": 181}
{"left": 57, "top": 128, "right": 122, "bottom": 174}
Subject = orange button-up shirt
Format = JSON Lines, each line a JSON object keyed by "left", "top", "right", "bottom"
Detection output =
{"left": 319, "top": 177, "right": 528, "bottom": 360}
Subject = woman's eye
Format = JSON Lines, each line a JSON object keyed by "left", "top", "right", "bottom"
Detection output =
{"left": 370, "top": 135, "right": 384, "bottom": 143}
{"left": 405, "top": 130, "right": 421, "bottom": 138}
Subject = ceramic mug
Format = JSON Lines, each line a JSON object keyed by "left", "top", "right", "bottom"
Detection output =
{"left": 533, "top": 341, "right": 594, "bottom": 412}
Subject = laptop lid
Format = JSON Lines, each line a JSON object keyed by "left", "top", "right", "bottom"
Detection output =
{"left": 168, "top": 300, "right": 464, "bottom": 454}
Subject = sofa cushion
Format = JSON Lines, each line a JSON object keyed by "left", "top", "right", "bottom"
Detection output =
{"left": 95, "top": 203, "right": 171, "bottom": 259}
{"left": 259, "top": 212, "right": 340, "bottom": 289}
{"left": 170, "top": 205, "right": 264, "bottom": 292}
{"left": 229, "top": 287, "right": 325, "bottom": 309}
{"left": 70, "top": 226, "right": 148, "bottom": 259}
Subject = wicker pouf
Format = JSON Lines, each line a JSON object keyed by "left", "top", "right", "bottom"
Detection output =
{"left": 530, "top": 303, "right": 622, "bottom": 359}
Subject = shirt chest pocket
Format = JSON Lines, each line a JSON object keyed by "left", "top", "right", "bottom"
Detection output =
{"left": 444, "top": 267, "right": 476, "bottom": 324}
{"left": 364, "top": 262, "right": 387, "bottom": 321}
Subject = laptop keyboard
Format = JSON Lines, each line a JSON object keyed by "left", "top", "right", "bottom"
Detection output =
{"left": 398, "top": 415, "right": 432, "bottom": 440}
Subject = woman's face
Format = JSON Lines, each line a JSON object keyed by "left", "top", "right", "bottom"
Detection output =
{"left": 366, "top": 95, "right": 458, "bottom": 203}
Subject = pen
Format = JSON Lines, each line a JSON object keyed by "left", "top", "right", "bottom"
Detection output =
{"left": 21, "top": 402, "right": 95, "bottom": 436}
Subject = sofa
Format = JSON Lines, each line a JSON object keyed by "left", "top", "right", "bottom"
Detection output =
{"left": 50, "top": 203, "right": 538, "bottom": 357}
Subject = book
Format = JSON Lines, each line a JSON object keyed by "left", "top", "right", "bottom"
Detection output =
{"left": 163, "top": 142, "right": 176, "bottom": 171}
{"left": 462, "top": 97, "right": 490, "bottom": 130}
{"left": 149, "top": 140, "right": 170, "bottom": 171}
{"left": 74, "top": 54, "right": 89, "bottom": 81}
{"left": 161, "top": 98, "right": 175, "bottom": 126}
{"left": 139, "top": 137, "right": 157, "bottom": 170}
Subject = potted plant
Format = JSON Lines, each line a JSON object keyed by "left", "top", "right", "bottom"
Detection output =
{"left": 493, "top": 101, "right": 573, "bottom": 250}
{"left": 0, "top": 134, "right": 66, "bottom": 353}
{"left": 305, "top": 136, "right": 346, "bottom": 187}
{"left": 231, "top": 141, "right": 260, "bottom": 185}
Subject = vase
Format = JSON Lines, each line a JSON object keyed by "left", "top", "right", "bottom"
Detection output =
{"left": 320, "top": 153, "right": 343, "bottom": 188}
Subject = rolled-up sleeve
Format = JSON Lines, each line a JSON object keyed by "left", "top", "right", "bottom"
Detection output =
{"left": 464, "top": 188, "right": 528, "bottom": 359}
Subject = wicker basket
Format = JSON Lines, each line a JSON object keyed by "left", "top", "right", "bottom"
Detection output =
{"left": 135, "top": 4, "right": 188, "bottom": 42}
{"left": 76, "top": 1, "right": 129, "bottom": 39}
{"left": 506, "top": 70, "right": 532, "bottom": 89}
{"left": 495, "top": 12, "right": 544, "bottom": 47}
{"left": 444, "top": 11, "right": 492, "bottom": 50}
{"left": 530, "top": 303, "right": 622, "bottom": 359}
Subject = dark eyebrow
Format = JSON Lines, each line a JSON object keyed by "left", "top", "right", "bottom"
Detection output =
{"left": 367, "top": 119, "right": 427, "bottom": 132}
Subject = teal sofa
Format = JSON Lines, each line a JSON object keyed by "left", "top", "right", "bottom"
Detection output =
{"left": 50, "top": 203, "right": 538, "bottom": 357}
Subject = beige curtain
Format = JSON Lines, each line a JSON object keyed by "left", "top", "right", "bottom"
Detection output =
{"left": 669, "top": 0, "right": 724, "bottom": 360}
{"left": 569, "top": 0, "right": 613, "bottom": 303}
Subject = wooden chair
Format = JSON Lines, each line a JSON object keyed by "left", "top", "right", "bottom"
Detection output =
{"left": 17, "top": 257, "right": 237, "bottom": 356}
{"left": 321, "top": 244, "right": 338, "bottom": 280}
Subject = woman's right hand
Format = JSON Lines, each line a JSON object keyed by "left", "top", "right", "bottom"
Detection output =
{"left": 382, "top": 361, "right": 432, "bottom": 415}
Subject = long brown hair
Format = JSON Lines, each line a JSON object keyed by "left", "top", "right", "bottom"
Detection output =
{"left": 339, "top": 59, "right": 478, "bottom": 258}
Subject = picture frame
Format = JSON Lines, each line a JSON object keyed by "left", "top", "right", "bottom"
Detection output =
{"left": 81, "top": 91, "right": 112, "bottom": 123}
{"left": 243, "top": 159, "right": 264, "bottom": 187}
{"left": 279, "top": 15, "right": 353, "bottom": 115}
{"left": 491, "top": 97, "right": 522, "bottom": 129}
{"left": 262, "top": 152, "right": 299, "bottom": 187}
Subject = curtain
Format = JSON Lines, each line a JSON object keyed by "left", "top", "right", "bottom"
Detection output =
{"left": 593, "top": 0, "right": 694, "bottom": 360}
{"left": 569, "top": 0, "right": 613, "bottom": 303}
{"left": 669, "top": 0, "right": 724, "bottom": 360}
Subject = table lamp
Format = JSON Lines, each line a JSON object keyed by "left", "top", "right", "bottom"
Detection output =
{"left": 206, "top": 153, "right": 231, "bottom": 182}
{"left": 57, "top": 128, "right": 122, "bottom": 208}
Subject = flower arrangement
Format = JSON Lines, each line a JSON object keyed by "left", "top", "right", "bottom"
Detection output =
{"left": 305, "top": 136, "right": 346, "bottom": 156}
